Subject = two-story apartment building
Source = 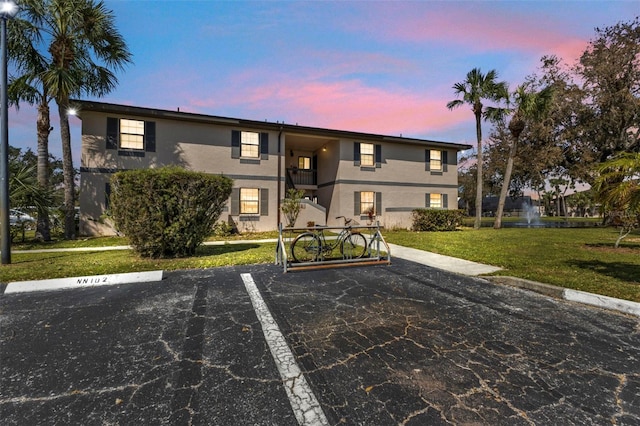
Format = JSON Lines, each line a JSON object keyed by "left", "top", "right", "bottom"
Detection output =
{"left": 76, "top": 100, "right": 471, "bottom": 236}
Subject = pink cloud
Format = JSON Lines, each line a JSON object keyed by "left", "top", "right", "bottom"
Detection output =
{"left": 345, "top": 3, "right": 589, "bottom": 64}
{"left": 190, "top": 78, "right": 470, "bottom": 142}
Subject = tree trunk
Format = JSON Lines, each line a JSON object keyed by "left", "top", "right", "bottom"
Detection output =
{"left": 494, "top": 136, "right": 519, "bottom": 229}
{"left": 36, "top": 101, "right": 52, "bottom": 241}
{"left": 474, "top": 111, "right": 483, "bottom": 230}
{"left": 58, "top": 100, "right": 75, "bottom": 240}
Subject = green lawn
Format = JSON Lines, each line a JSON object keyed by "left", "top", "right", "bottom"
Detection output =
{"left": 2, "top": 226, "right": 639, "bottom": 303}
{"left": 385, "top": 227, "right": 640, "bottom": 303}
{"left": 1, "top": 242, "right": 276, "bottom": 284}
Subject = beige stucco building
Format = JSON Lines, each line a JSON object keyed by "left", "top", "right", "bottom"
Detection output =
{"left": 76, "top": 100, "right": 471, "bottom": 236}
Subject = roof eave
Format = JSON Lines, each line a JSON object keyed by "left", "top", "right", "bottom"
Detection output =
{"left": 72, "top": 99, "right": 473, "bottom": 151}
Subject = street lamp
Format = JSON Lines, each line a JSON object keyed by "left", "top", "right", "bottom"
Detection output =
{"left": 0, "top": 0, "right": 17, "bottom": 264}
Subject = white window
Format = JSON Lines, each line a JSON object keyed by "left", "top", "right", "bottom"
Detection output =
{"left": 241, "top": 131, "right": 260, "bottom": 158}
{"left": 430, "top": 150, "right": 442, "bottom": 171}
{"left": 240, "top": 188, "right": 259, "bottom": 214}
{"left": 429, "top": 193, "right": 442, "bottom": 209}
{"left": 360, "top": 191, "right": 375, "bottom": 215}
{"left": 298, "top": 156, "right": 311, "bottom": 169}
{"left": 361, "top": 143, "right": 374, "bottom": 166}
{"left": 120, "top": 119, "right": 144, "bottom": 150}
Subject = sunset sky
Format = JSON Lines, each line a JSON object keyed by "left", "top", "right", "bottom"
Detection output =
{"left": 8, "top": 0, "right": 637, "bottom": 163}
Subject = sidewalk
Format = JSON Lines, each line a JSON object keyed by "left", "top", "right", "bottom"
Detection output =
{"left": 387, "top": 243, "right": 502, "bottom": 276}
{"left": 10, "top": 239, "right": 640, "bottom": 318}
{"left": 13, "top": 239, "right": 502, "bottom": 276}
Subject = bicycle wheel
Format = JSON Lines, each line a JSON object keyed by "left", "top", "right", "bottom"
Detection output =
{"left": 340, "top": 232, "right": 367, "bottom": 259}
{"left": 291, "top": 233, "right": 321, "bottom": 262}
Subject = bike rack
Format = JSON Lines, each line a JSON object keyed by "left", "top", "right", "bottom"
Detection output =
{"left": 275, "top": 222, "right": 391, "bottom": 273}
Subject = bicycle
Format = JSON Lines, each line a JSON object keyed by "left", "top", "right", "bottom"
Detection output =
{"left": 290, "top": 216, "right": 368, "bottom": 262}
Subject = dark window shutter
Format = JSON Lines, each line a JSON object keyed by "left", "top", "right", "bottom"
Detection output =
{"left": 442, "top": 150, "right": 448, "bottom": 172}
{"left": 375, "top": 144, "right": 382, "bottom": 168}
{"left": 145, "top": 121, "right": 156, "bottom": 152}
{"left": 443, "top": 193, "right": 448, "bottom": 209}
{"left": 260, "top": 188, "right": 269, "bottom": 216}
{"left": 106, "top": 117, "right": 118, "bottom": 150}
{"left": 105, "top": 182, "right": 111, "bottom": 210}
{"left": 230, "top": 188, "right": 239, "bottom": 215}
{"left": 353, "top": 142, "right": 361, "bottom": 166}
{"left": 425, "top": 193, "right": 431, "bottom": 208}
{"left": 425, "top": 150, "right": 431, "bottom": 171}
{"left": 260, "top": 133, "right": 269, "bottom": 160}
{"left": 375, "top": 192, "right": 382, "bottom": 215}
{"left": 231, "top": 130, "right": 240, "bottom": 159}
{"left": 354, "top": 192, "right": 361, "bottom": 215}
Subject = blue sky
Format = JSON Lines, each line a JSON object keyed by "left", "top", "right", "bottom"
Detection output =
{"left": 8, "top": 0, "right": 637, "bottom": 164}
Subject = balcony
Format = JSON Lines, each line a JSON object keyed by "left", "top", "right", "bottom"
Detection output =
{"left": 286, "top": 167, "right": 317, "bottom": 188}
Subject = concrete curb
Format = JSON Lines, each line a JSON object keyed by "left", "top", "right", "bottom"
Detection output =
{"left": 484, "top": 276, "right": 640, "bottom": 318}
{"left": 4, "top": 270, "right": 164, "bottom": 294}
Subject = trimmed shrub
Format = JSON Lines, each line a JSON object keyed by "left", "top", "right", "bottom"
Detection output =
{"left": 110, "top": 167, "right": 233, "bottom": 258}
{"left": 212, "top": 221, "right": 235, "bottom": 237}
{"left": 281, "top": 188, "right": 305, "bottom": 228}
{"left": 411, "top": 209, "right": 464, "bottom": 232}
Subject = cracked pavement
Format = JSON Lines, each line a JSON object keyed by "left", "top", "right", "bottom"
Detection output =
{"left": 1, "top": 260, "right": 639, "bottom": 425}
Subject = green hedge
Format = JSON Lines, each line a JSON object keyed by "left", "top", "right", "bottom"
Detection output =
{"left": 411, "top": 209, "right": 464, "bottom": 232}
{"left": 110, "top": 167, "right": 233, "bottom": 258}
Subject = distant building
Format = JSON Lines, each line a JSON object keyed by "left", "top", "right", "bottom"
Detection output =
{"left": 75, "top": 100, "right": 471, "bottom": 235}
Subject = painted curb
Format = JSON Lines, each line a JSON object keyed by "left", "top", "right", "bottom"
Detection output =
{"left": 4, "top": 270, "right": 164, "bottom": 294}
{"left": 485, "top": 276, "right": 640, "bottom": 318}
{"left": 564, "top": 289, "right": 640, "bottom": 318}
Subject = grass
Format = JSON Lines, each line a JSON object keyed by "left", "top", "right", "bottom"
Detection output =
{"left": 1, "top": 242, "right": 276, "bottom": 283}
{"left": 2, "top": 226, "right": 639, "bottom": 303}
{"left": 385, "top": 227, "right": 640, "bottom": 303}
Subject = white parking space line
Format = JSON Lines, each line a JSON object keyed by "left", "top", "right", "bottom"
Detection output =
{"left": 240, "top": 273, "right": 329, "bottom": 426}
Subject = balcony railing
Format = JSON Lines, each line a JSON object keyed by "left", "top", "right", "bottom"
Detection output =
{"left": 287, "top": 168, "right": 317, "bottom": 186}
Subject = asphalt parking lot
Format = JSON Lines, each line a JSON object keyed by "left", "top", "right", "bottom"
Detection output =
{"left": 1, "top": 260, "right": 639, "bottom": 425}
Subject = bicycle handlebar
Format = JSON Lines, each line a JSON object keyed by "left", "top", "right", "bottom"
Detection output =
{"left": 335, "top": 216, "right": 353, "bottom": 226}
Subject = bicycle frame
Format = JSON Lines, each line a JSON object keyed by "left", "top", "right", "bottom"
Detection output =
{"left": 314, "top": 227, "right": 351, "bottom": 255}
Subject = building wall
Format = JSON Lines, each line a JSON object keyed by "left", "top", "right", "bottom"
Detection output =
{"left": 79, "top": 107, "right": 464, "bottom": 236}
{"left": 80, "top": 111, "right": 282, "bottom": 235}
{"left": 323, "top": 140, "right": 459, "bottom": 229}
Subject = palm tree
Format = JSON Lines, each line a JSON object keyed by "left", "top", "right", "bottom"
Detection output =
{"left": 9, "top": 0, "right": 131, "bottom": 239}
{"left": 594, "top": 153, "right": 640, "bottom": 212}
{"left": 8, "top": 7, "right": 55, "bottom": 240}
{"left": 493, "top": 84, "right": 554, "bottom": 229}
{"left": 593, "top": 152, "right": 640, "bottom": 247}
{"left": 447, "top": 68, "right": 508, "bottom": 229}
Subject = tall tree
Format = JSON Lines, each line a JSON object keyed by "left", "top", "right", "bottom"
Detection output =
{"left": 8, "top": 3, "right": 55, "bottom": 240}
{"left": 447, "top": 68, "right": 508, "bottom": 229}
{"left": 9, "top": 0, "right": 131, "bottom": 239}
{"left": 493, "top": 83, "right": 554, "bottom": 229}
{"left": 578, "top": 18, "right": 640, "bottom": 162}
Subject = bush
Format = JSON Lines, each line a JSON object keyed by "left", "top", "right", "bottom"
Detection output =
{"left": 212, "top": 221, "right": 235, "bottom": 237}
{"left": 110, "top": 167, "right": 233, "bottom": 258}
{"left": 281, "top": 188, "right": 305, "bottom": 228}
{"left": 411, "top": 209, "right": 464, "bottom": 232}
